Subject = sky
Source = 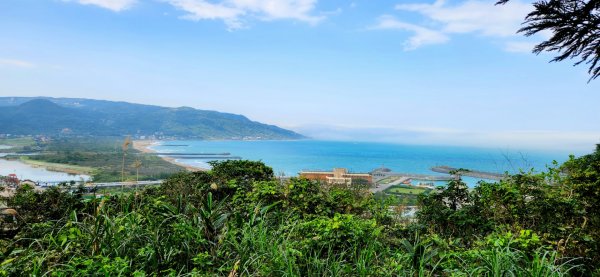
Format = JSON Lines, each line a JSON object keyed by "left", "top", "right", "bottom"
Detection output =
{"left": 0, "top": 0, "right": 599, "bottom": 152}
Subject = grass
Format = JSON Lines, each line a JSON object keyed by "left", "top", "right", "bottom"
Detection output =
{"left": 19, "top": 156, "right": 97, "bottom": 175}
{"left": 0, "top": 137, "right": 37, "bottom": 152}
{"left": 23, "top": 137, "right": 185, "bottom": 182}
{"left": 379, "top": 185, "right": 432, "bottom": 206}
{"left": 387, "top": 186, "right": 427, "bottom": 195}
{"left": 1, "top": 182, "right": 577, "bottom": 276}
{"left": 0, "top": 161, "right": 587, "bottom": 276}
{"left": 0, "top": 137, "right": 36, "bottom": 147}
{"left": 385, "top": 185, "right": 430, "bottom": 195}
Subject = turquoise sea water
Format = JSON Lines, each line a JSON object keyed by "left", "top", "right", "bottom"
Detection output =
{"left": 151, "top": 140, "right": 575, "bottom": 187}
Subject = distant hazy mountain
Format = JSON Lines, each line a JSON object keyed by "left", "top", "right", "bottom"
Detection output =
{"left": 0, "top": 97, "right": 304, "bottom": 140}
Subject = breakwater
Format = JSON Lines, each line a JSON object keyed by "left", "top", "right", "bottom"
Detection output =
{"left": 161, "top": 144, "right": 189, "bottom": 147}
{"left": 172, "top": 156, "right": 241, "bottom": 160}
{"left": 153, "top": 152, "right": 240, "bottom": 160}
{"left": 153, "top": 152, "right": 231, "bottom": 156}
{"left": 431, "top": 166, "right": 506, "bottom": 181}
{"left": 383, "top": 172, "right": 456, "bottom": 181}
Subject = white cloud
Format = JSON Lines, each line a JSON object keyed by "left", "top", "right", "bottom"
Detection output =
{"left": 165, "top": 0, "right": 323, "bottom": 29}
{"left": 376, "top": 0, "right": 541, "bottom": 51}
{"left": 395, "top": 0, "right": 530, "bottom": 37}
{"left": 71, "top": 0, "right": 137, "bottom": 12}
{"left": 166, "top": 0, "right": 245, "bottom": 29}
{"left": 231, "top": 0, "right": 322, "bottom": 23}
{"left": 373, "top": 15, "right": 449, "bottom": 50}
{"left": 67, "top": 0, "right": 322, "bottom": 28}
{"left": 0, "top": 59, "right": 35, "bottom": 68}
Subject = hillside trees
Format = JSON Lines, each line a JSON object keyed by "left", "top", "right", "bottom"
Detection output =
{"left": 417, "top": 145, "right": 600, "bottom": 271}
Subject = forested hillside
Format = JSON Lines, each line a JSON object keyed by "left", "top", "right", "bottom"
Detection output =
{"left": 0, "top": 97, "right": 304, "bottom": 140}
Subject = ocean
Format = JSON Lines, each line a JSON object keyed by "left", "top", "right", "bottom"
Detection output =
{"left": 151, "top": 140, "right": 575, "bottom": 187}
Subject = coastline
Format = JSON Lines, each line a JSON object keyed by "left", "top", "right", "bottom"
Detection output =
{"left": 0, "top": 158, "right": 92, "bottom": 184}
{"left": 18, "top": 156, "right": 96, "bottom": 175}
{"left": 0, "top": 142, "right": 94, "bottom": 177}
{"left": 132, "top": 140, "right": 209, "bottom": 172}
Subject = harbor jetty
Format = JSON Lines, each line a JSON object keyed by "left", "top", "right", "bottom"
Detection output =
{"left": 371, "top": 167, "right": 456, "bottom": 182}
{"left": 173, "top": 156, "right": 241, "bottom": 160}
{"left": 161, "top": 144, "right": 189, "bottom": 147}
{"left": 383, "top": 173, "right": 456, "bottom": 181}
{"left": 431, "top": 166, "right": 506, "bottom": 181}
{"left": 152, "top": 152, "right": 241, "bottom": 160}
{"left": 153, "top": 152, "right": 231, "bottom": 156}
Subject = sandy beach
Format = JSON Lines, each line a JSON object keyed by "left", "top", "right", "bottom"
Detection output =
{"left": 131, "top": 140, "right": 158, "bottom": 154}
{"left": 132, "top": 140, "right": 208, "bottom": 172}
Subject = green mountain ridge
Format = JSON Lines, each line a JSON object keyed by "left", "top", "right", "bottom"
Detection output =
{"left": 0, "top": 97, "right": 304, "bottom": 139}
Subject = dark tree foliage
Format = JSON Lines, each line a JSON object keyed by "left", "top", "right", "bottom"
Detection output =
{"left": 417, "top": 179, "right": 489, "bottom": 240}
{"left": 498, "top": 0, "right": 600, "bottom": 81}
{"left": 417, "top": 145, "right": 600, "bottom": 271}
{"left": 158, "top": 160, "right": 275, "bottom": 211}
{"left": 2, "top": 185, "right": 84, "bottom": 231}
{"left": 208, "top": 160, "right": 274, "bottom": 191}
{"left": 562, "top": 144, "right": 600, "bottom": 261}
{"left": 1, "top": 157, "right": 596, "bottom": 275}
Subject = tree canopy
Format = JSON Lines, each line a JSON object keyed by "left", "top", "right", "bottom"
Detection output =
{"left": 3, "top": 154, "right": 600, "bottom": 275}
{"left": 498, "top": 0, "right": 600, "bottom": 81}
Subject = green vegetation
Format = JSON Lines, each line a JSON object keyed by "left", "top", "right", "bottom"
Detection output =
{"left": 26, "top": 137, "right": 184, "bottom": 182}
{"left": 0, "top": 97, "right": 304, "bottom": 139}
{"left": 1, "top": 146, "right": 600, "bottom": 275}
{"left": 0, "top": 137, "right": 37, "bottom": 152}
{"left": 19, "top": 156, "right": 96, "bottom": 175}
{"left": 381, "top": 185, "right": 432, "bottom": 206}
{"left": 386, "top": 185, "right": 428, "bottom": 195}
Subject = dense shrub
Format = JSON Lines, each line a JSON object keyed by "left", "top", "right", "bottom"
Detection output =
{"left": 1, "top": 152, "right": 599, "bottom": 276}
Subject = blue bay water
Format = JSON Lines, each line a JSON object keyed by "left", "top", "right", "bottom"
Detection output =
{"left": 152, "top": 140, "right": 574, "bottom": 186}
{"left": 0, "top": 159, "right": 91, "bottom": 183}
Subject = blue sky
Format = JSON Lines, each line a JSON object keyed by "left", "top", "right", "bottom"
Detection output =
{"left": 0, "top": 0, "right": 599, "bottom": 152}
